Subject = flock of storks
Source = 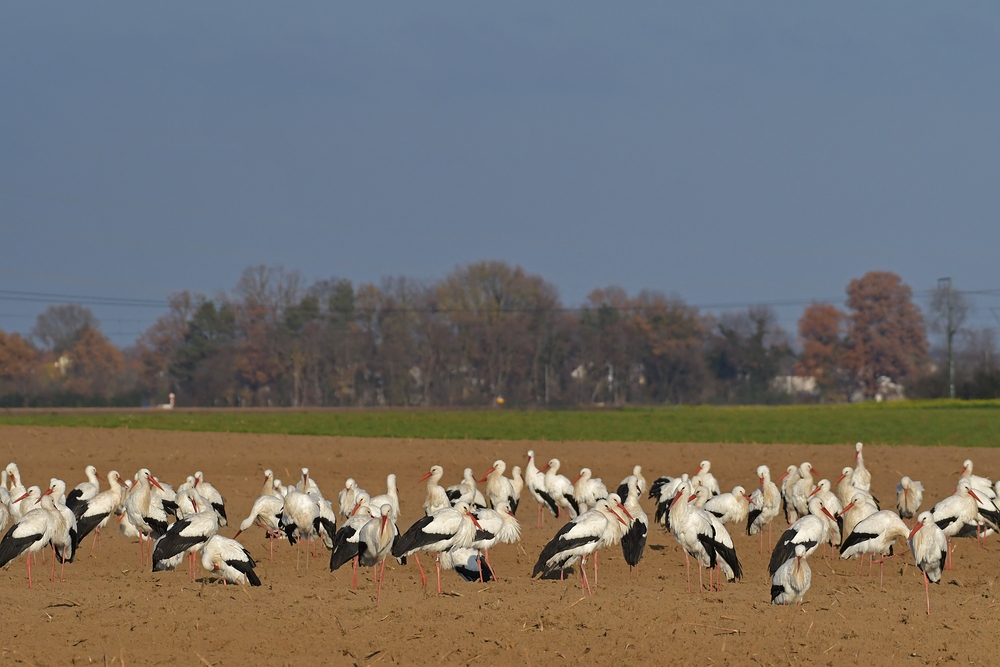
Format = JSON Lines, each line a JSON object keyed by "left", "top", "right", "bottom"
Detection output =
{"left": 0, "top": 443, "right": 996, "bottom": 613}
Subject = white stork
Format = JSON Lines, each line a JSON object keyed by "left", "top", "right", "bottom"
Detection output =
{"left": 471, "top": 501, "right": 522, "bottom": 581}
{"left": 480, "top": 461, "right": 516, "bottom": 515}
{"left": 839, "top": 510, "right": 909, "bottom": 585}
{"left": 669, "top": 482, "right": 743, "bottom": 593}
{"left": 768, "top": 497, "right": 836, "bottom": 577}
{"left": 619, "top": 476, "right": 648, "bottom": 577}
{"left": 419, "top": 466, "right": 450, "bottom": 516}
{"left": 778, "top": 464, "right": 801, "bottom": 524}
{"left": 572, "top": 468, "right": 608, "bottom": 514}
{"left": 704, "top": 485, "right": 752, "bottom": 527}
{"left": 65, "top": 465, "right": 102, "bottom": 516}
{"left": 532, "top": 498, "right": 627, "bottom": 596}
{"left": 541, "top": 459, "right": 579, "bottom": 519}
{"left": 200, "top": 535, "right": 260, "bottom": 586}
{"left": 747, "top": 465, "right": 781, "bottom": 553}
{"left": 235, "top": 491, "right": 284, "bottom": 561}
{"left": 392, "top": 501, "right": 480, "bottom": 594}
{"left": 771, "top": 544, "right": 811, "bottom": 605}
{"left": 0, "top": 493, "right": 56, "bottom": 588}
{"left": 125, "top": 469, "right": 169, "bottom": 566}
{"left": 852, "top": 442, "right": 871, "bottom": 492}
{"left": 896, "top": 477, "right": 924, "bottom": 523}
{"left": 908, "top": 511, "right": 948, "bottom": 614}
{"left": 193, "top": 472, "right": 227, "bottom": 526}
{"left": 368, "top": 474, "right": 401, "bottom": 522}
{"left": 328, "top": 505, "right": 376, "bottom": 589}
{"left": 691, "top": 461, "right": 721, "bottom": 496}
{"left": 526, "top": 450, "right": 558, "bottom": 527}
{"left": 152, "top": 491, "right": 220, "bottom": 581}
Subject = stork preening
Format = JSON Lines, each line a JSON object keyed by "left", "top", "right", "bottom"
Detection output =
{"left": 897, "top": 477, "right": 924, "bottom": 523}
{"left": 769, "top": 497, "right": 837, "bottom": 577}
{"left": 480, "top": 461, "right": 517, "bottom": 515}
{"left": 771, "top": 544, "right": 811, "bottom": 606}
{"left": 200, "top": 535, "right": 261, "bottom": 586}
{"left": 0, "top": 493, "right": 57, "bottom": 588}
{"left": 619, "top": 476, "right": 647, "bottom": 576}
{"left": 839, "top": 510, "right": 909, "bottom": 585}
{"left": 525, "top": 450, "right": 558, "bottom": 527}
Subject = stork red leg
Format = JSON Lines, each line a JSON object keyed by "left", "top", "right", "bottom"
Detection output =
{"left": 413, "top": 553, "right": 428, "bottom": 589}
{"left": 483, "top": 549, "right": 497, "bottom": 582}
{"left": 923, "top": 570, "right": 930, "bottom": 615}
{"left": 376, "top": 558, "right": 387, "bottom": 605}
{"left": 352, "top": 556, "right": 358, "bottom": 590}
{"left": 60, "top": 546, "right": 67, "bottom": 583}
{"left": 593, "top": 552, "right": 598, "bottom": 588}
{"left": 26, "top": 553, "right": 33, "bottom": 589}
{"left": 435, "top": 554, "right": 442, "bottom": 595}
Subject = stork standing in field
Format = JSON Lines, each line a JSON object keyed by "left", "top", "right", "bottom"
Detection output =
{"left": 790, "top": 463, "right": 819, "bottom": 520}
{"left": 152, "top": 491, "right": 220, "bottom": 581}
{"left": 526, "top": 450, "right": 558, "bottom": 526}
{"left": 572, "top": 468, "right": 608, "bottom": 514}
{"left": 897, "top": 477, "right": 924, "bottom": 523}
{"left": 280, "top": 487, "right": 320, "bottom": 570}
{"left": 651, "top": 475, "right": 687, "bottom": 531}
{"left": 369, "top": 474, "right": 400, "bottom": 522}
{"left": 42, "top": 480, "right": 78, "bottom": 581}
{"left": 532, "top": 498, "right": 627, "bottom": 595}
{"left": 908, "top": 511, "right": 948, "bottom": 614}
{"left": 691, "top": 461, "right": 720, "bottom": 496}
{"left": 392, "top": 501, "right": 480, "bottom": 595}
{"left": 779, "top": 464, "right": 801, "bottom": 524}
{"left": 446, "top": 469, "right": 487, "bottom": 508}
{"left": 542, "top": 459, "right": 579, "bottom": 519}
{"left": 839, "top": 510, "right": 909, "bottom": 586}
{"left": 808, "top": 481, "right": 843, "bottom": 550}
{"left": 420, "top": 466, "right": 450, "bottom": 516}
{"left": 358, "top": 504, "right": 399, "bottom": 604}
{"left": 125, "top": 469, "right": 169, "bottom": 566}
{"left": 65, "top": 465, "right": 102, "bottom": 516}
{"left": 747, "top": 465, "right": 781, "bottom": 553}
{"left": 771, "top": 544, "right": 811, "bottom": 606}
{"left": 932, "top": 479, "right": 990, "bottom": 569}
{"left": 852, "top": 442, "right": 871, "bottom": 492}
{"left": 768, "top": 497, "right": 837, "bottom": 577}
{"left": 480, "top": 462, "right": 517, "bottom": 514}
{"left": 471, "top": 501, "right": 521, "bottom": 581}
{"left": 6, "top": 463, "right": 26, "bottom": 519}
{"left": 192, "top": 472, "right": 227, "bottom": 526}
{"left": 235, "top": 491, "right": 284, "bottom": 561}
{"left": 338, "top": 478, "right": 363, "bottom": 518}
{"left": 619, "top": 476, "right": 648, "bottom": 577}
{"left": 328, "top": 505, "right": 375, "bottom": 590}
{"left": 509, "top": 466, "right": 524, "bottom": 515}
{"left": 669, "top": 482, "right": 743, "bottom": 593}
{"left": 958, "top": 460, "right": 995, "bottom": 498}
{"left": 74, "top": 471, "right": 125, "bottom": 551}
{"left": 201, "top": 535, "right": 260, "bottom": 586}
{"left": 616, "top": 465, "right": 646, "bottom": 499}
{"left": 704, "top": 486, "right": 752, "bottom": 527}
{"left": 0, "top": 493, "right": 56, "bottom": 588}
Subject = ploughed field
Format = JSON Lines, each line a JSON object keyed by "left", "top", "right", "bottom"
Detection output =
{"left": 1, "top": 426, "right": 998, "bottom": 666}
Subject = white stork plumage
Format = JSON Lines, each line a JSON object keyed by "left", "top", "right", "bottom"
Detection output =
{"left": 572, "top": 468, "right": 608, "bottom": 514}
{"left": 419, "top": 466, "right": 450, "bottom": 516}
{"left": 669, "top": 482, "right": 743, "bottom": 593}
{"left": 768, "top": 497, "right": 836, "bottom": 577}
{"left": 619, "top": 476, "right": 648, "bottom": 576}
{"left": 368, "top": 474, "right": 401, "bottom": 522}
{"left": 392, "top": 501, "right": 480, "bottom": 594}
{"left": 0, "top": 493, "right": 56, "bottom": 588}
{"left": 532, "top": 498, "right": 627, "bottom": 595}
{"left": 839, "top": 510, "right": 909, "bottom": 585}
{"left": 908, "top": 511, "right": 948, "bottom": 614}
{"left": 480, "top": 461, "right": 517, "bottom": 515}
{"left": 896, "top": 477, "right": 924, "bottom": 522}
{"left": 771, "top": 544, "right": 811, "bottom": 605}
{"left": 152, "top": 491, "right": 220, "bottom": 581}
{"left": 691, "top": 461, "right": 720, "bottom": 496}
{"left": 65, "top": 465, "right": 102, "bottom": 516}
{"left": 200, "top": 535, "right": 260, "bottom": 586}
{"left": 235, "top": 492, "right": 284, "bottom": 561}
{"left": 747, "top": 465, "right": 781, "bottom": 553}
{"left": 471, "top": 501, "right": 521, "bottom": 581}
{"left": 541, "top": 459, "right": 579, "bottom": 519}
{"left": 852, "top": 442, "right": 871, "bottom": 492}
{"left": 778, "top": 464, "right": 801, "bottom": 524}
{"left": 704, "top": 485, "right": 752, "bottom": 527}
{"left": 193, "top": 471, "right": 227, "bottom": 526}
{"left": 526, "top": 450, "right": 558, "bottom": 527}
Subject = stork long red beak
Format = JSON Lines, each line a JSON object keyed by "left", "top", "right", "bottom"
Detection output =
{"left": 808, "top": 487, "right": 821, "bottom": 498}
{"left": 618, "top": 503, "right": 633, "bottom": 521}
{"left": 687, "top": 494, "right": 697, "bottom": 503}
{"left": 969, "top": 489, "right": 982, "bottom": 503}
{"left": 608, "top": 507, "right": 627, "bottom": 526}
{"left": 419, "top": 471, "right": 433, "bottom": 483}
{"left": 821, "top": 507, "right": 837, "bottom": 522}
{"left": 835, "top": 473, "right": 847, "bottom": 484}
{"left": 571, "top": 474, "right": 582, "bottom": 484}
{"left": 149, "top": 477, "right": 165, "bottom": 492}
{"left": 742, "top": 493, "right": 753, "bottom": 503}
{"left": 36, "top": 488, "right": 53, "bottom": 504}
{"left": 839, "top": 501, "right": 855, "bottom": 515}
{"left": 381, "top": 514, "right": 389, "bottom": 533}
{"left": 540, "top": 464, "right": 551, "bottom": 472}
{"left": 478, "top": 468, "right": 495, "bottom": 484}
{"left": 96, "top": 472, "right": 105, "bottom": 481}
{"left": 777, "top": 471, "right": 789, "bottom": 481}
{"left": 351, "top": 502, "right": 362, "bottom": 516}
{"left": 908, "top": 523, "right": 923, "bottom": 540}
{"left": 234, "top": 529, "right": 243, "bottom": 539}
{"left": 13, "top": 491, "right": 30, "bottom": 503}
{"left": 467, "top": 511, "right": 482, "bottom": 530}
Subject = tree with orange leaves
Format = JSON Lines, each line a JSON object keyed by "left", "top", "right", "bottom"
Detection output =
{"left": 841, "top": 271, "right": 928, "bottom": 398}
{"left": 794, "top": 302, "right": 846, "bottom": 399}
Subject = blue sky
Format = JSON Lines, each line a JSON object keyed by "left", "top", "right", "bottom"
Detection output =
{"left": 2, "top": 3, "right": 999, "bottom": 345}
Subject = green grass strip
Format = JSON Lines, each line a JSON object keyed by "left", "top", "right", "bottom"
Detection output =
{"left": 2, "top": 400, "right": 999, "bottom": 446}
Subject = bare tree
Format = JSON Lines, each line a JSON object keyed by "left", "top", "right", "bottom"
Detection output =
{"left": 32, "top": 304, "right": 99, "bottom": 353}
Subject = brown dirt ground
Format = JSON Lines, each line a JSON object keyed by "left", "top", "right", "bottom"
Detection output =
{"left": 1, "top": 426, "right": 998, "bottom": 667}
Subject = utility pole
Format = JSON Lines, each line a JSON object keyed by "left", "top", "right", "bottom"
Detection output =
{"left": 938, "top": 277, "right": 955, "bottom": 399}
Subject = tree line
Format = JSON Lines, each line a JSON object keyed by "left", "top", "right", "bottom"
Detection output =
{"left": 1, "top": 262, "right": 995, "bottom": 408}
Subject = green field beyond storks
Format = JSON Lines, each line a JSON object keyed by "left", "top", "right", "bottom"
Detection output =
{"left": 2, "top": 400, "right": 999, "bottom": 447}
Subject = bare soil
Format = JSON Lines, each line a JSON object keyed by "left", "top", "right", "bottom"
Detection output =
{"left": 0, "top": 426, "right": 998, "bottom": 666}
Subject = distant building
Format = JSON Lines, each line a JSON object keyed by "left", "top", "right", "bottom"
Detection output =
{"left": 772, "top": 375, "right": 819, "bottom": 397}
